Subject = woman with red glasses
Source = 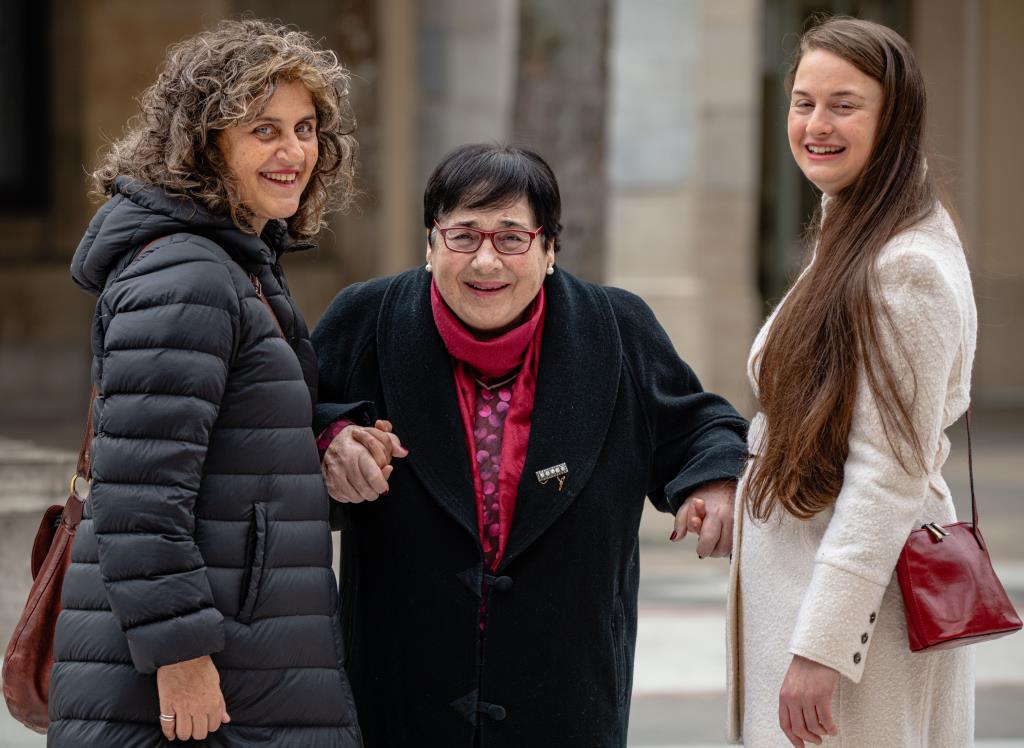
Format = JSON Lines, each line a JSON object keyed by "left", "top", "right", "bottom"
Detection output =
{"left": 311, "top": 143, "right": 748, "bottom": 746}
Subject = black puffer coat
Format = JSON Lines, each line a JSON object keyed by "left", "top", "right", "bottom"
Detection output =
{"left": 51, "top": 178, "right": 362, "bottom": 747}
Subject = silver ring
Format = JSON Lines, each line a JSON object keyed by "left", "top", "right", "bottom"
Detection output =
{"left": 159, "top": 713, "right": 176, "bottom": 722}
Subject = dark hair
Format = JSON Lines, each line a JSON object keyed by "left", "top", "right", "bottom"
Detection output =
{"left": 92, "top": 18, "right": 357, "bottom": 239}
{"left": 746, "top": 17, "right": 937, "bottom": 521}
{"left": 423, "top": 144, "right": 562, "bottom": 252}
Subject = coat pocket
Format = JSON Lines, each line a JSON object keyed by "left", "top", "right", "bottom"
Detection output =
{"left": 237, "top": 502, "right": 268, "bottom": 624}
{"left": 612, "top": 596, "right": 628, "bottom": 706}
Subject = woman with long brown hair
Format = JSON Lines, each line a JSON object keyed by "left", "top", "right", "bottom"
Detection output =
{"left": 725, "top": 17, "right": 977, "bottom": 747}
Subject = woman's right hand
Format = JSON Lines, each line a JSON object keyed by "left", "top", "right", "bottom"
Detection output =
{"left": 323, "top": 419, "right": 409, "bottom": 502}
{"left": 156, "top": 655, "right": 230, "bottom": 741}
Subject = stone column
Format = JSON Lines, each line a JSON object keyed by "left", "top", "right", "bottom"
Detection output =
{"left": 377, "top": 0, "right": 420, "bottom": 275}
{"left": 914, "top": 0, "right": 1024, "bottom": 406}
{"left": 606, "top": 0, "right": 760, "bottom": 412}
{"left": 416, "top": 0, "right": 518, "bottom": 204}
{"left": 973, "top": 0, "right": 1024, "bottom": 405}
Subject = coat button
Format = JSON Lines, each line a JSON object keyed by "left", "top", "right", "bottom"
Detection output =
{"left": 493, "top": 575, "right": 513, "bottom": 592}
{"left": 486, "top": 704, "right": 506, "bottom": 721}
{"left": 861, "top": 633, "right": 869, "bottom": 644}
{"left": 853, "top": 652, "right": 862, "bottom": 665}
{"left": 869, "top": 612, "right": 876, "bottom": 623}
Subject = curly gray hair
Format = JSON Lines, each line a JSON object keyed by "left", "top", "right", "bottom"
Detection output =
{"left": 92, "top": 18, "right": 357, "bottom": 238}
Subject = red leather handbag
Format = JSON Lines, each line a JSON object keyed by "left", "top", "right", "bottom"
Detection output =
{"left": 896, "top": 410, "right": 1022, "bottom": 652}
{"left": 2, "top": 401, "right": 93, "bottom": 733}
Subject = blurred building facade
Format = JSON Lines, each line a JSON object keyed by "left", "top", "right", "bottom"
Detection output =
{"left": 1, "top": 0, "right": 1021, "bottom": 438}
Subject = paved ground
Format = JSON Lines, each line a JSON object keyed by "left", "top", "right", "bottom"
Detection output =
{"left": 2, "top": 408, "right": 1022, "bottom": 746}
{"left": 626, "top": 407, "right": 1024, "bottom": 746}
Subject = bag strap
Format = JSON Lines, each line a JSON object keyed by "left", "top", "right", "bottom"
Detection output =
{"left": 62, "top": 388, "right": 96, "bottom": 530}
{"left": 249, "top": 273, "right": 286, "bottom": 337}
{"left": 965, "top": 407, "right": 981, "bottom": 545}
{"left": 77, "top": 389, "right": 95, "bottom": 482}
{"left": 70, "top": 239, "right": 162, "bottom": 512}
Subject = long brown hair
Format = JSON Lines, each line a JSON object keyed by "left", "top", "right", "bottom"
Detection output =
{"left": 746, "top": 17, "right": 937, "bottom": 521}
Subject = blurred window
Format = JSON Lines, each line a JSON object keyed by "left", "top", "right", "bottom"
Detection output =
{"left": 758, "top": 0, "right": 908, "bottom": 312}
{"left": 0, "top": 0, "right": 50, "bottom": 212}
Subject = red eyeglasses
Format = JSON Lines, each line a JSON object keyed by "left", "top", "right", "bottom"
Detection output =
{"left": 433, "top": 221, "right": 544, "bottom": 255}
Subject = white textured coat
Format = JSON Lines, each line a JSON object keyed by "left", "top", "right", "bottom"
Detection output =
{"left": 726, "top": 204, "right": 978, "bottom": 746}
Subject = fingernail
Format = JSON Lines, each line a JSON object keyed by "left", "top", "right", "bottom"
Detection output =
{"left": 670, "top": 530, "right": 678, "bottom": 541}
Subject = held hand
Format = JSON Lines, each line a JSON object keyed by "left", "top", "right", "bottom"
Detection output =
{"left": 778, "top": 655, "right": 840, "bottom": 747}
{"left": 672, "top": 497, "right": 706, "bottom": 542}
{"left": 670, "top": 479, "right": 736, "bottom": 557}
{"left": 322, "top": 420, "right": 409, "bottom": 502}
{"left": 156, "top": 655, "right": 229, "bottom": 742}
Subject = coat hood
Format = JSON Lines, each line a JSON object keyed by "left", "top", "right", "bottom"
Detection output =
{"left": 70, "top": 177, "right": 310, "bottom": 294}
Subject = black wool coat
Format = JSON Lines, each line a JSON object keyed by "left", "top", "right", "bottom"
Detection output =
{"left": 52, "top": 178, "right": 362, "bottom": 747}
{"left": 312, "top": 268, "right": 748, "bottom": 748}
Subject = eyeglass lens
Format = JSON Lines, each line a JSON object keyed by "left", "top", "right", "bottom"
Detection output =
{"left": 444, "top": 228, "right": 532, "bottom": 254}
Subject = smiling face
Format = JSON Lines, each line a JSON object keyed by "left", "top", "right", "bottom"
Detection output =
{"left": 787, "top": 49, "right": 883, "bottom": 196}
{"left": 427, "top": 196, "right": 555, "bottom": 338}
{"left": 218, "top": 80, "right": 319, "bottom": 234}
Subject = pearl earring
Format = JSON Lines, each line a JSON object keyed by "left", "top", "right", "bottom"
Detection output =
{"left": 546, "top": 265, "right": 555, "bottom": 276}
{"left": 425, "top": 263, "right": 433, "bottom": 273}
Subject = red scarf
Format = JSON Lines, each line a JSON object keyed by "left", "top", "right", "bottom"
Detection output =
{"left": 430, "top": 281, "right": 545, "bottom": 566}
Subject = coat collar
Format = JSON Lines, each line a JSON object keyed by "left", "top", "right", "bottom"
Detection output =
{"left": 71, "top": 177, "right": 314, "bottom": 294}
{"left": 377, "top": 268, "right": 622, "bottom": 567}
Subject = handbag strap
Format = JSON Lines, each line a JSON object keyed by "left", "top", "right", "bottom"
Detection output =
{"left": 63, "top": 387, "right": 96, "bottom": 531}
{"left": 71, "top": 239, "right": 161, "bottom": 507}
{"left": 76, "top": 389, "right": 96, "bottom": 482}
{"left": 965, "top": 407, "right": 981, "bottom": 543}
{"left": 249, "top": 272, "right": 286, "bottom": 337}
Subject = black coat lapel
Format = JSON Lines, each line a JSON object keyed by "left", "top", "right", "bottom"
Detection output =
{"left": 377, "top": 270, "right": 480, "bottom": 545}
{"left": 500, "top": 270, "right": 621, "bottom": 569}
{"left": 375, "top": 269, "right": 622, "bottom": 562}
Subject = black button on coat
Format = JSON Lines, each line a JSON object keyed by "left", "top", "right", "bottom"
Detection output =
{"left": 312, "top": 269, "right": 749, "bottom": 747}
{"left": 50, "top": 178, "right": 362, "bottom": 746}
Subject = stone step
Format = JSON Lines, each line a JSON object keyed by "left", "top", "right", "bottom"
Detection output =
{"left": 0, "top": 437, "right": 77, "bottom": 514}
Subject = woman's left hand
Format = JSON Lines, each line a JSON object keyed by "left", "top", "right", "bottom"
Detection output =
{"left": 778, "top": 655, "right": 839, "bottom": 747}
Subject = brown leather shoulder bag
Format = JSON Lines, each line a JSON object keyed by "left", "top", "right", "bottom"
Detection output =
{"left": 3, "top": 241, "right": 156, "bottom": 733}
{"left": 2, "top": 399, "right": 94, "bottom": 732}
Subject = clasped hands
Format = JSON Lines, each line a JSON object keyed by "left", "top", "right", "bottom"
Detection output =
{"left": 669, "top": 479, "right": 736, "bottom": 558}
{"left": 324, "top": 432, "right": 741, "bottom": 552}
{"left": 322, "top": 420, "right": 408, "bottom": 502}
{"left": 324, "top": 430, "right": 741, "bottom": 535}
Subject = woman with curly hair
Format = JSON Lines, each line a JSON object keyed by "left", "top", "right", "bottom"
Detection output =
{"left": 52, "top": 19, "right": 362, "bottom": 746}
